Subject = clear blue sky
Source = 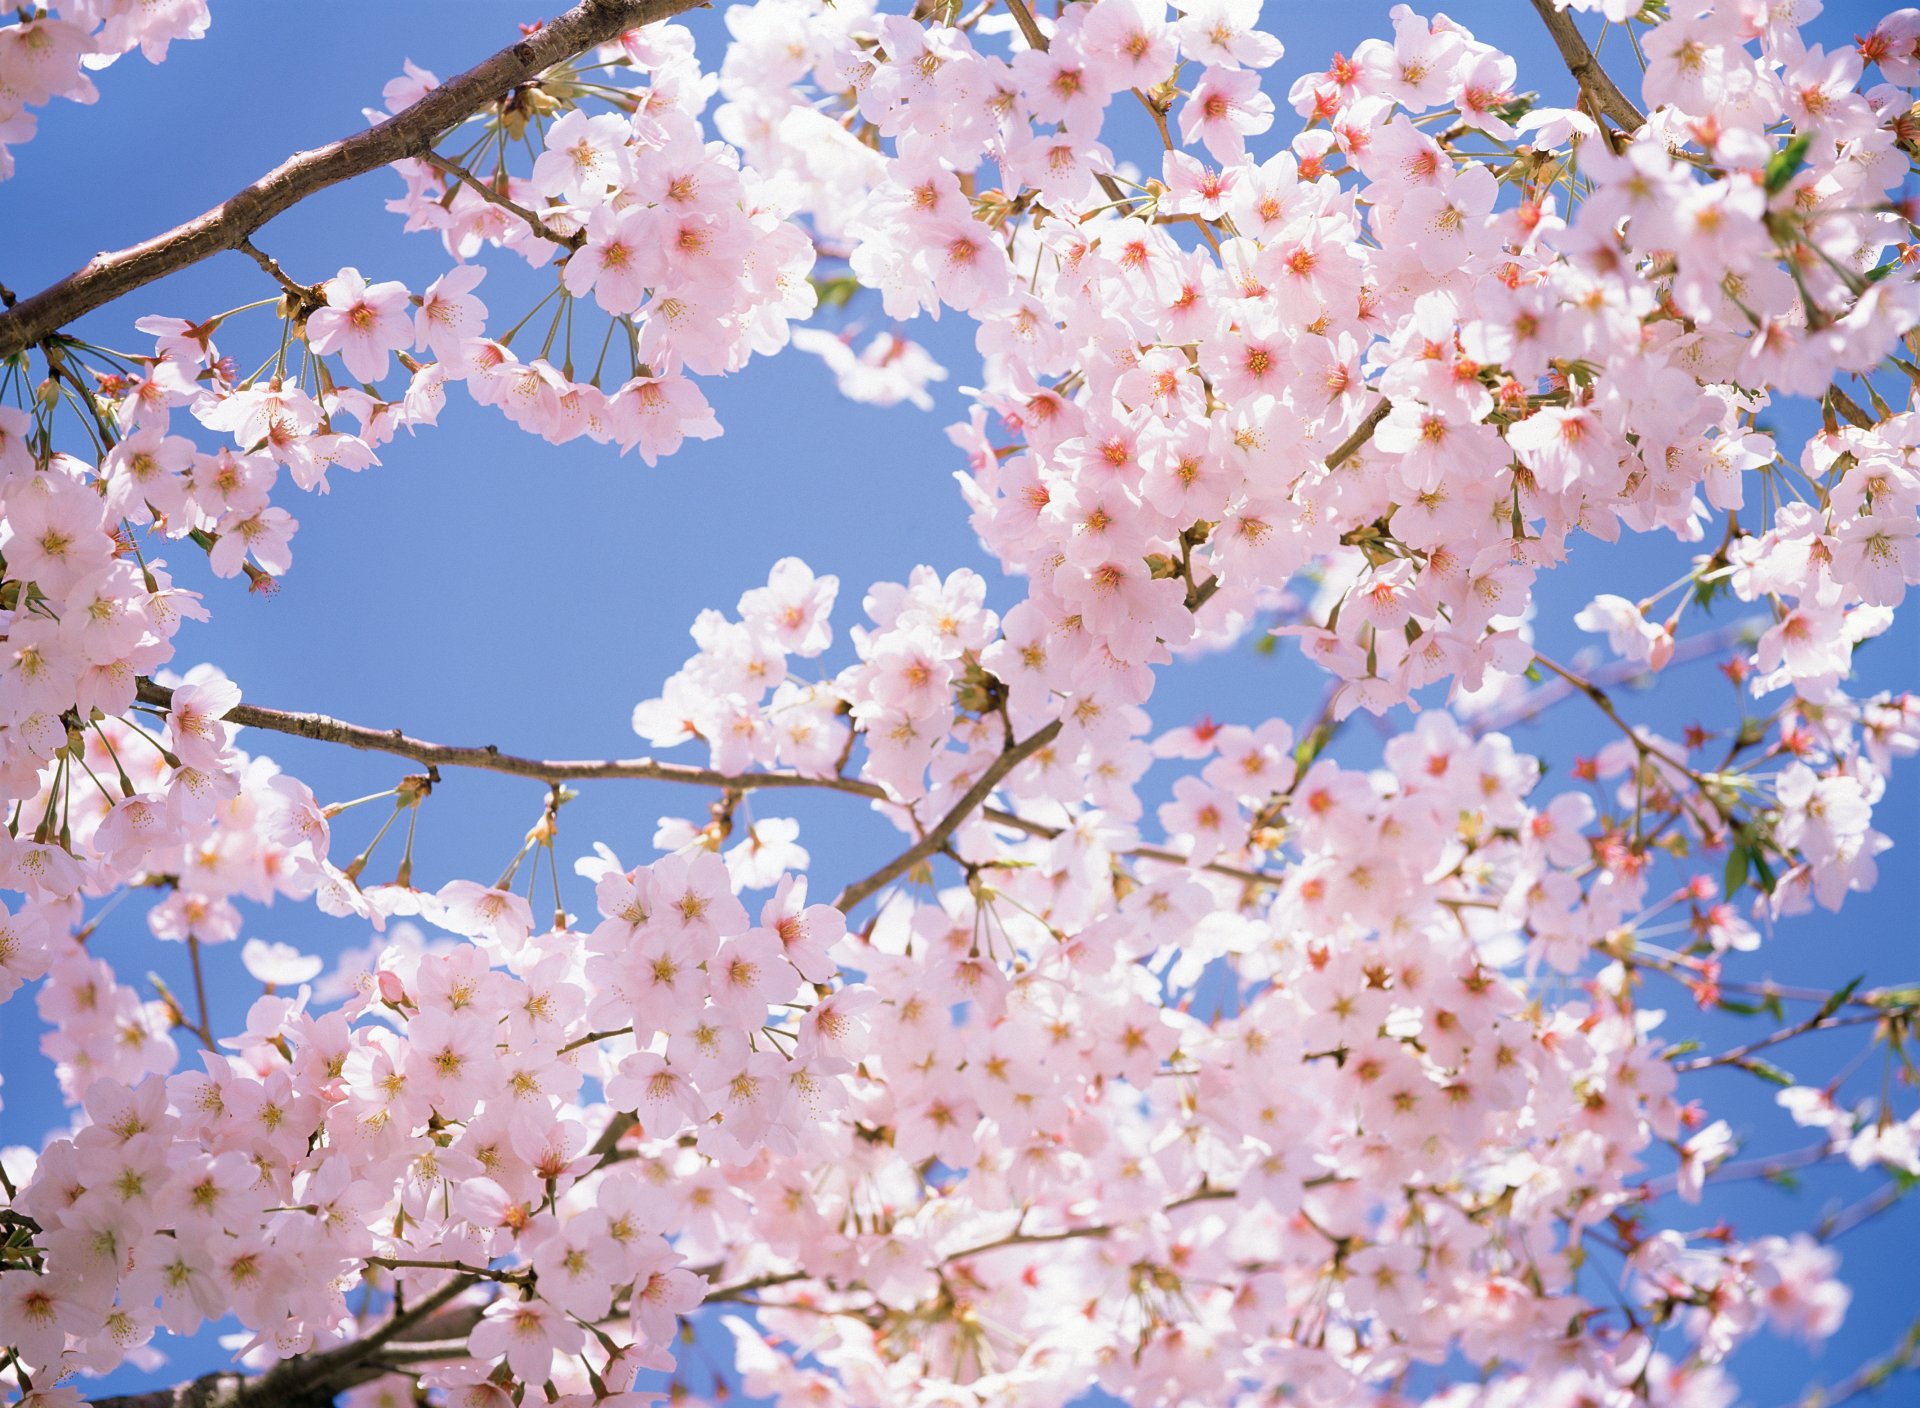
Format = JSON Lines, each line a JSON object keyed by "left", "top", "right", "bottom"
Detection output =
{"left": 1, "top": 1, "right": 1914, "bottom": 1403}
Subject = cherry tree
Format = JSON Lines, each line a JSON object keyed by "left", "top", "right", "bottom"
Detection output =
{"left": 1, "top": 0, "right": 1919, "bottom": 1406}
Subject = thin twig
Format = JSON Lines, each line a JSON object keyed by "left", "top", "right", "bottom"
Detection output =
{"left": 133, "top": 676, "right": 890, "bottom": 794}
{"left": 130, "top": 677, "right": 1286, "bottom": 890}
{"left": 236, "top": 237, "right": 318, "bottom": 306}
{"left": 417, "top": 150, "right": 581, "bottom": 249}
{"left": 1185, "top": 396, "right": 1391, "bottom": 613}
{"left": 1821, "top": 1179, "right": 1913, "bottom": 1242}
{"left": 834, "top": 720, "right": 1063, "bottom": 912}
{"left": 1469, "top": 626, "right": 1750, "bottom": 735}
{"left": 1780, "top": 1316, "right": 1920, "bottom": 1408}
{"left": 1533, "top": 655, "right": 1714, "bottom": 793}
{"left": 1673, "top": 1010, "right": 1888, "bottom": 1074}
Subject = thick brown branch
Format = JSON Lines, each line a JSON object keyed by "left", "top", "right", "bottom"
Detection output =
{"left": 834, "top": 720, "right": 1064, "bottom": 912}
{"left": 0, "top": 0, "right": 695, "bottom": 361}
{"left": 1528, "top": 0, "right": 1647, "bottom": 138}
{"left": 87, "top": 1273, "right": 480, "bottom": 1408}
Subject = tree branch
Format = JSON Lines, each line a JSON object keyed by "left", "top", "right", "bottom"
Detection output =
{"left": 1528, "top": 0, "right": 1647, "bottom": 138}
{"left": 417, "top": 150, "right": 581, "bottom": 249}
{"left": 0, "top": 0, "right": 695, "bottom": 362}
{"left": 86, "top": 1272, "right": 481, "bottom": 1408}
{"left": 1781, "top": 1315, "right": 1920, "bottom": 1408}
{"left": 1185, "top": 396, "right": 1390, "bottom": 614}
{"left": 133, "top": 676, "right": 887, "bottom": 796}
{"left": 834, "top": 720, "right": 1063, "bottom": 912}
{"left": 131, "top": 677, "right": 1289, "bottom": 890}
{"left": 1467, "top": 626, "right": 1750, "bottom": 736}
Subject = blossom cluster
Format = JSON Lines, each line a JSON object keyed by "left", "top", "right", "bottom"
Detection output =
{"left": 0, "top": 1, "right": 210, "bottom": 180}
{"left": 3, "top": 1, "right": 1920, "bottom": 1407}
{"left": 379, "top": 27, "right": 816, "bottom": 463}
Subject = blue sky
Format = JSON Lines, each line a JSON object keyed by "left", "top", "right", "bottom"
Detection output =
{"left": 1, "top": 0, "right": 1915, "bottom": 1403}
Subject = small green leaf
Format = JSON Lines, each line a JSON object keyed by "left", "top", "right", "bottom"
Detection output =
{"left": 1815, "top": 977, "right": 1865, "bottom": 1022}
{"left": 1724, "top": 841, "right": 1751, "bottom": 897}
{"left": 1492, "top": 93, "right": 1537, "bottom": 125}
{"left": 809, "top": 274, "right": 862, "bottom": 309}
{"left": 1691, "top": 570, "right": 1732, "bottom": 614}
{"left": 1737, "top": 1056, "right": 1795, "bottom": 1087}
{"left": 1764, "top": 132, "right": 1813, "bottom": 195}
{"left": 1294, "top": 724, "right": 1334, "bottom": 770}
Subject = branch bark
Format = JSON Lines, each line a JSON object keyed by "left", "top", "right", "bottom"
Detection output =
{"left": 1528, "top": 0, "right": 1648, "bottom": 139}
{"left": 1185, "top": 395, "right": 1390, "bottom": 614}
{"left": 833, "top": 719, "right": 1063, "bottom": 912}
{"left": 87, "top": 1274, "right": 481, "bottom": 1408}
{"left": 133, "top": 678, "right": 1287, "bottom": 888}
{"left": 0, "top": 0, "right": 698, "bottom": 362}
{"left": 133, "top": 676, "right": 888, "bottom": 796}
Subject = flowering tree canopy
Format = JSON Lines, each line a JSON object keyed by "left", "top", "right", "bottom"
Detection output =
{"left": 2, "top": 1, "right": 1920, "bottom": 1406}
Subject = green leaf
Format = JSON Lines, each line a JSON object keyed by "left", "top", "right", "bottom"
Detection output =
{"left": 1815, "top": 977, "right": 1865, "bottom": 1022}
{"left": 1294, "top": 723, "right": 1334, "bottom": 770}
{"left": 1736, "top": 1056, "right": 1795, "bottom": 1087}
{"left": 1691, "top": 570, "right": 1733, "bottom": 615}
{"left": 1764, "top": 132, "right": 1813, "bottom": 196}
{"left": 1724, "top": 841, "right": 1751, "bottom": 897}
{"left": 809, "top": 274, "right": 862, "bottom": 309}
{"left": 1491, "top": 93, "right": 1537, "bottom": 125}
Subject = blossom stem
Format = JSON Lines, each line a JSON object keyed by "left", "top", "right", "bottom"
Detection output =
{"left": 187, "top": 935, "right": 215, "bottom": 1048}
{"left": 419, "top": 149, "right": 579, "bottom": 249}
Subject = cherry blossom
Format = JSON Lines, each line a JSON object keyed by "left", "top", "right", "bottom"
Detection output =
{"left": 1, "top": 2, "right": 1918, "bottom": 1407}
